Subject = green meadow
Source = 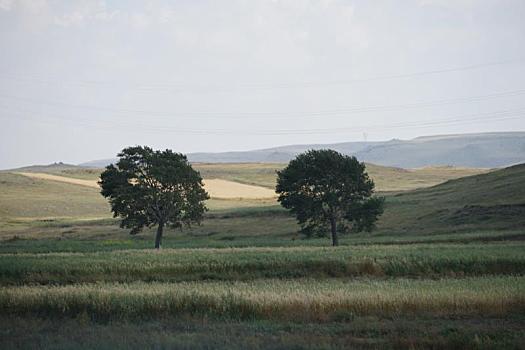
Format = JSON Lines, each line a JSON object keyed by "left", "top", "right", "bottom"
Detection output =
{"left": 0, "top": 163, "right": 524, "bottom": 349}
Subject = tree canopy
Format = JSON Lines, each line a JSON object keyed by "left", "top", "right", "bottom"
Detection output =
{"left": 99, "top": 146, "right": 209, "bottom": 249}
{"left": 276, "top": 149, "right": 384, "bottom": 246}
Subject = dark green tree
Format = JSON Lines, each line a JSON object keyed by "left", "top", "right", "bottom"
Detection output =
{"left": 276, "top": 149, "right": 384, "bottom": 246}
{"left": 99, "top": 146, "right": 209, "bottom": 249}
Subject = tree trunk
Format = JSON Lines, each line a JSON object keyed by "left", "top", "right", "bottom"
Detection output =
{"left": 330, "top": 216, "right": 338, "bottom": 246}
{"left": 155, "top": 221, "right": 164, "bottom": 249}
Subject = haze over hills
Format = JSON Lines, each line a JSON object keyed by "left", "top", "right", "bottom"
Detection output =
{"left": 80, "top": 132, "right": 525, "bottom": 168}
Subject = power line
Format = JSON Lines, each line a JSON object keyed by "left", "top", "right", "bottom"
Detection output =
{"left": 0, "top": 88, "right": 523, "bottom": 120}
{"left": 1, "top": 105, "right": 523, "bottom": 135}
{"left": 238, "top": 58, "right": 525, "bottom": 89}
{"left": 0, "top": 58, "right": 523, "bottom": 92}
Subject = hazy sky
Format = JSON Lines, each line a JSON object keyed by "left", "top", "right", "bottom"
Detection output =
{"left": 1, "top": 0, "right": 524, "bottom": 169}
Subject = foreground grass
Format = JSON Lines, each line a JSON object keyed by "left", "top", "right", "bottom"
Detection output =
{"left": 2, "top": 205, "right": 524, "bottom": 254}
{"left": 2, "top": 224, "right": 524, "bottom": 254}
{"left": 1, "top": 243, "right": 524, "bottom": 284}
{"left": 2, "top": 276, "right": 524, "bottom": 321}
{"left": 1, "top": 164, "right": 523, "bottom": 349}
{"left": 3, "top": 315, "right": 523, "bottom": 350}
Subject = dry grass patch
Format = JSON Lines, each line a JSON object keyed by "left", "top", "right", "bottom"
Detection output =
{"left": 1, "top": 277, "right": 523, "bottom": 320}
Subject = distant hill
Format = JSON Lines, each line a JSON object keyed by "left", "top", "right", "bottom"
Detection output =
{"left": 354, "top": 132, "right": 525, "bottom": 168}
{"left": 8, "top": 163, "right": 103, "bottom": 181}
{"left": 80, "top": 132, "right": 525, "bottom": 168}
{"left": 13, "top": 162, "right": 80, "bottom": 173}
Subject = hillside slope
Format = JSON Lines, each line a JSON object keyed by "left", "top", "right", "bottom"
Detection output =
{"left": 0, "top": 173, "right": 110, "bottom": 219}
{"left": 378, "top": 163, "right": 525, "bottom": 233}
{"left": 2, "top": 163, "right": 521, "bottom": 235}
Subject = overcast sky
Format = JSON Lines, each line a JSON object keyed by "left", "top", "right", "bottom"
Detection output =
{"left": 1, "top": 0, "right": 524, "bottom": 169}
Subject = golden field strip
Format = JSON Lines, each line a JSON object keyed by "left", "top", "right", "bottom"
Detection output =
{"left": 16, "top": 172, "right": 101, "bottom": 188}
{"left": 15, "top": 172, "right": 276, "bottom": 199}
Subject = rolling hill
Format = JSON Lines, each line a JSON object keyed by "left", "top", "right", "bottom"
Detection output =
{"left": 0, "top": 162, "right": 522, "bottom": 245}
{"left": 0, "top": 172, "right": 110, "bottom": 219}
{"left": 377, "top": 163, "right": 525, "bottom": 233}
{"left": 0, "top": 161, "right": 489, "bottom": 228}
{"left": 79, "top": 132, "right": 525, "bottom": 168}
{"left": 0, "top": 172, "right": 279, "bottom": 222}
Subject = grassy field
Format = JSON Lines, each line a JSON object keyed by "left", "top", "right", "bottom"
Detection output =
{"left": 0, "top": 238, "right": 524, "bottom": 348}
{"left": 0, "top": 162, "right": 523, "bottom": 349}
{"left": 0, "top": 172, "right": 110, "bottom": 219}
{"left": 378, "top": 163, "right": 525, "bottom": 234}
{"left": 2, "top": 315, "right": 523, "bottom": 350}
{"left": 1, "top": 163, "right": 522, "bottom": 236}
{"left": 0, "top": 161, "right": 496, "bottom": 228}
{"left": 193, "top": 162, "right": 489, "bottom": 190}
{"left": 1, "top": 243, "right": 524, "bottom": 284}
{"left": 9, "top": 161, "right": 489, "bottom": 191}
{"left": 0, "top": 172, "right": 278, "bottom": 222}
{"left": 2, "top": 277, "right": 524, "bottom": 320}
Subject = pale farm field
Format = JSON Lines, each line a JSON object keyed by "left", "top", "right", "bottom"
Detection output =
{"left": 16, "top": 172, "right": 100, "bottom": 189}
{"left": 15, "top": 172, "right": 276, "bottom": 199}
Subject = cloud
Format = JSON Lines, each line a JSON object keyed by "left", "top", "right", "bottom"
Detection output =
{"left": 53, "top": 11, "right": 84, "bottom": 26}
{"left": 416, "top": 0, "right": 476, "bottom": 9}
{"left": 20, "top": 0, "right": 48, "bottom": 12}
{"left": 0, "top": 0, "right": 13, "bottom": 11}
{"left": 53, "top": 1, "right": 120, "bottom": 27}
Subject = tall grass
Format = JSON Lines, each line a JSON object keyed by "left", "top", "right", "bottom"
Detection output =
{"left": 1, "top": 243, "right": 524, "bottom": 284}
{"left": 1, "top": 277, "right": 523, "bottom": 321}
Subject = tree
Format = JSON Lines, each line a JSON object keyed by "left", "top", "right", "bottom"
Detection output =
{"left": 99, "top": 146, "right": 209, "bottom": 249}
{"left": 276, "top": 149, "right": 384, "bottom": 246}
